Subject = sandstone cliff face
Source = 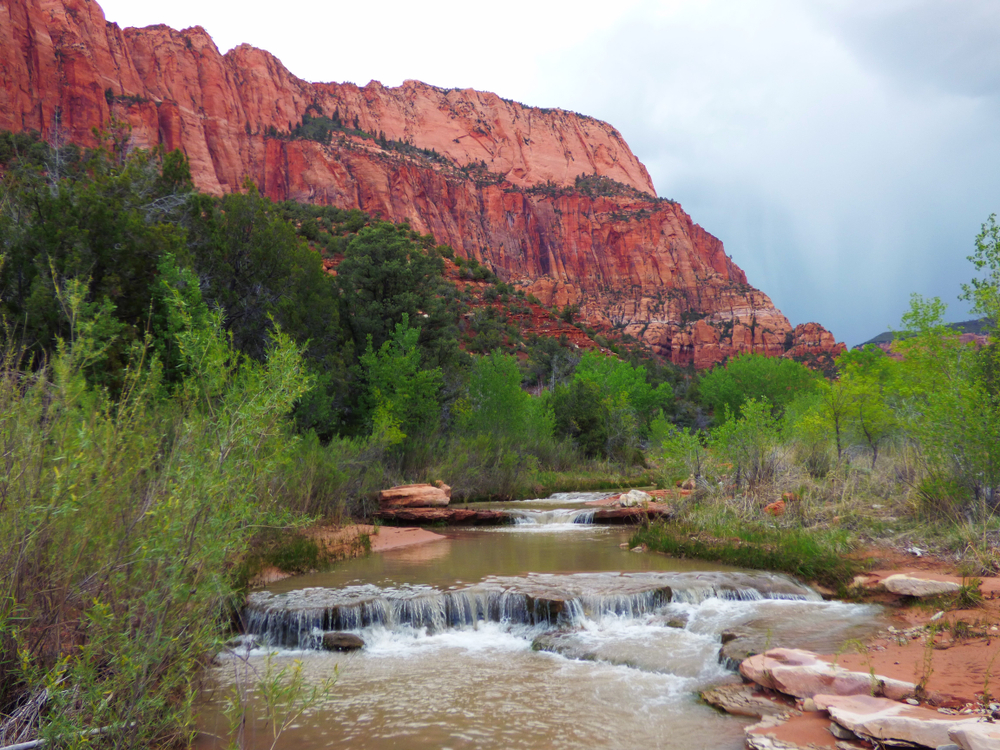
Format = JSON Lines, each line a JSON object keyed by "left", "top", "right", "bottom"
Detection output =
{"left": 0, "top": 0, "right": 844, "bottom": 368}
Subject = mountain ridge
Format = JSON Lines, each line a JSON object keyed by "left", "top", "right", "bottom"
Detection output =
{"left": 0, "top": 0, "right": 846, "bottom": 369}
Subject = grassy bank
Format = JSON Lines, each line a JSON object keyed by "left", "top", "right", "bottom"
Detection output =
{"left": 631, "top": 519, "right": 861, "bottom": 588}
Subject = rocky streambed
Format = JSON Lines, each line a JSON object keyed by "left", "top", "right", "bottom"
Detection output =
{"left": 195, "top": 493, "right": 893, "bottom": 750}
{"left": 704, "top": 569, "right": 1000, "bottom": 750}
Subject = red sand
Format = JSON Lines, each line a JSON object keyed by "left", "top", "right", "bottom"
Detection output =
{"left": 823, "top": 564, "right": 1000, "bottom": 706}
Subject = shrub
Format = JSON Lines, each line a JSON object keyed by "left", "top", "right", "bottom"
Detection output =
{"left": 711, "top": 398, "right": 782, "bottom": 488}
{"left": 0, "top": 278, "right": 311, "bottom": 747}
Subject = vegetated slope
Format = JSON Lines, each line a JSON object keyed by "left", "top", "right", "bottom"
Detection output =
{"left": 0, "top": 0, "right": 845, "bottom": 369}
{"left": 855, "top": 319, "right": 992, "bottom": 350}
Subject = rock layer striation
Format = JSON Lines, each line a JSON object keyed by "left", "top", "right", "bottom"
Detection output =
{"left": 0, "top": 0, "right": 845, "bottom": 367}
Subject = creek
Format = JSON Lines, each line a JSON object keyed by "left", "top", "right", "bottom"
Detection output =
{"left": 196, "top": 492, "right": 885, "bottom": 749}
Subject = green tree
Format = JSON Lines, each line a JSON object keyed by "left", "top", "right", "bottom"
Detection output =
{"left": 573, "top": 350, "right": 673, "bottom": 431}
{"left": 699, "top": 352, "right": 817, "bottom": 423}
{"left": 0, "top": 143, "right": 190, "bottom": 370}
{"left": 359, "top": 314, "right": 442, "bottom": 445}
{"left": 711, "top": 397, "right": 782, "bottom": 488}
{"left": 552, "top": 379, "right": 607, "bottom": 457}
{"left": 335, "top": 222, "right": 460, "bottom": 370}
{"left": 459, "top": 350, "right": 552, "bottom": 443}
{"left": 961, "top": 213, "right": 1000, "bottom": 328}
{"left": 894, "top": 294, "right": 1000, "bottom": 518}
{"left": 837, "top": 347, "right": 899, "bottom": 468}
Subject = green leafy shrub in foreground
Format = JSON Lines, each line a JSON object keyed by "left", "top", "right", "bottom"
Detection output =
{"left": 0, "top": 276, "right": 310, "bottom": 747}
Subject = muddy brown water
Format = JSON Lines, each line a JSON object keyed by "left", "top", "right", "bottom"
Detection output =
{"left": 195, "top": 492, "right": 885, "bottom": 749}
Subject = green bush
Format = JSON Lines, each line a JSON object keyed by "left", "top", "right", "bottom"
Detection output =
{"left": 711, "top": 398, "right": 782, "bottom": 488}
{"left": 0, "top": 277, "right": 310, "bottom": 747}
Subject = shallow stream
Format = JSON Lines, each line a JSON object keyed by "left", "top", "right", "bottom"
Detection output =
{"left": 196, "top": 492, "right": 885, "bottom": 749}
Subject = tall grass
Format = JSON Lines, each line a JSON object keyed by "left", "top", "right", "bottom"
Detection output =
{"left": 631, "top": 520, "right": 860, "bottom": 588}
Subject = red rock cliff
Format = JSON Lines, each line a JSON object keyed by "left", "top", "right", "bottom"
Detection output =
{"left": 0, "top": 0, "right": 844, "bottom": 368}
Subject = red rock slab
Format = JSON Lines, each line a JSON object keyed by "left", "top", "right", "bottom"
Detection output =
{"left": 592, "top": 506, "right": 673, "bottom": 524}
{"left": 378, "top": 483, "right": 450, "bottom": 508}
{"left": 368, "top": 526, "right": 447, "bottom": 552}
{"left": 740, "top": 648, "right": 915, "bottom": 701}
{"left": 376, "top": 507, "right": 508, "bottom": 525}
{"left": 813, "top": 693, "right": 986, "bottom": 749}
{"left": 950, "top": 721, "right": 1000, "bottom": 750}
{"left": 746, "top": 710, "right": 871, "bottom": 750}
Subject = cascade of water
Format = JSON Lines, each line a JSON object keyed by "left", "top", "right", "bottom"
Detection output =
{"left": 243, "top": 571, "right": 820, "bottom": 648}
{"left": 508, "top": 509, "right": 597, "bottom": 525}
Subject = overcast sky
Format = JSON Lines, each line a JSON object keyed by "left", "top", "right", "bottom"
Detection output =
{"left": 99, "top": 0, "right": 1000, "bottom": 345}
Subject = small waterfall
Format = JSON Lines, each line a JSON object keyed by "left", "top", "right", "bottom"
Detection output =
{"left": 508, "top": 509, "right": 597, "bottom": 525}
{"left": 243, "top": 571, "right": 820, "bottom": 649}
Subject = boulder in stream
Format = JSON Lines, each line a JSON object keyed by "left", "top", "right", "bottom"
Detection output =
{"left": 378, "top": 484, "right": 450, "bottom": 508}
{"left": 718, "top": 629, "right": 769, "bottom": 669}
{"left": 322, "top": 632, "right": 365, "bottom": 651}
{"left": 619, "top": 489, "right": 652, "bottom": 507}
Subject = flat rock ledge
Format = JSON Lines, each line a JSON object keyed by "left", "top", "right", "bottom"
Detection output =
{"left": 739, "top": 648, "right": 917, "bottom": 701}
{"left": 375, "top": 506, "right": 671, "bottom": 526}
{"left": 376, "top": 507, "right": 508, "bottom": 525}
{"left": 708, "top": 648, "right": 993, "bottom": 750}
{"left": 592, "top": 506, "right": 671, "bottom": 524}
{"left": 881, "top": 573, "right": 961, "bottom": 598}
{"left": 378, "top": 483, "right": 451, "bottom": 509}
{"left": 814, "top": 693, "right": 986, "bottom": 749}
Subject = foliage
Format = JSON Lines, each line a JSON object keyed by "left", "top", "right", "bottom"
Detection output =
{"left": 631, "top": 521, "right": 859, "bottom": 588}
{"left": 710, "top": 398, "right": 782, "bottom": 488}
{"left": 335, "top": 222, "right": 461, "bottom": 371}
{"left": 574, "top": 350, "right": 673, "bottom": 429}
{"left": 650, "top": 412, "right": 707, "bottom": 482}
{"left": 893, "top": 294, "right": 1000, "bottom": 520}
{"left": 961, "top": 213, "right": 1000, "bottom": 328}
{"left": 0, "top": 142, "right": 191, "bottom": 372}
{"left": 0, "top": 277, "right": 310, "bottom": 747}
{"left": 551, "top": 351, "right": 671, "bottom": 463}
{"left": 359, "top": 314, "right": 442, "bottom": 447}
{"left": 699, "top": 352, "right": 817, "bottom": 423}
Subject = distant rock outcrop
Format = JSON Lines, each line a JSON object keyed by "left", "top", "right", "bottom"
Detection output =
{"left": 0, "top": 0, "right": 846, "bottom": 368}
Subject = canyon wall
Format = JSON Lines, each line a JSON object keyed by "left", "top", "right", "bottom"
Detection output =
{"left": 0, "top": 0, "right": 845, "bottom": 368}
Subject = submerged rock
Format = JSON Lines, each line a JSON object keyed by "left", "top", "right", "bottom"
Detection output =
{"left": 322, "top": 632, "right": 365, "bottom": 651}
{"left": 531, "top": 633, "right": 597, "bottom": 661}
